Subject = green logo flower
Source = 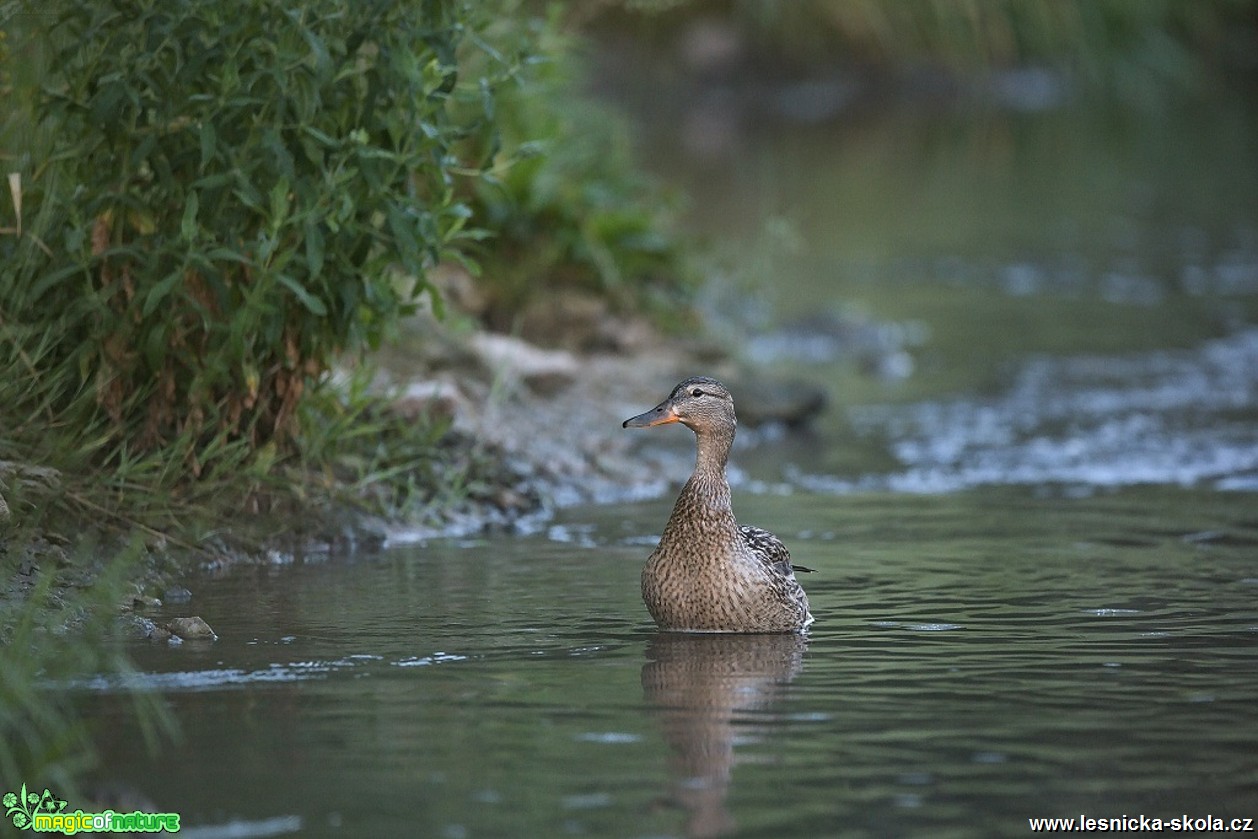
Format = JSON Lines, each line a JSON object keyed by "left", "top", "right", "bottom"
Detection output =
{"left": 4, "top": 783, "right": 67, "bottom": 830}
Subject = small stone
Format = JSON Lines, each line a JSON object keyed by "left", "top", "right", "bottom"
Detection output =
{"left": 132, "top": 594, "right": 162, "bottom": 609}
{"left": 392, "top": 380, "right": 467, "bottom": 423}
{"left": 0, "top": 461, "right": 61, "bottom": 490}
{"left": 468, "top": 333, "right": 578, "bottom": 396}
{"left": 166, "top": 616, "right": 217, "bottom": 641}
{"left": 163, "top": 585, "right": 193, "bottom": 604}
{"left": 519, "top": 290, "right": 663, "bottom": 354}
{"left": 492, "top": 488, "right": 529, "bottom": 513}
{"left": 131, "top": 617, "right": 172, "bottom": 642}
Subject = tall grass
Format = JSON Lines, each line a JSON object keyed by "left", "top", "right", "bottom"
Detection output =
{"left": 0, "top": 532, "right": 173, "bottom": 799}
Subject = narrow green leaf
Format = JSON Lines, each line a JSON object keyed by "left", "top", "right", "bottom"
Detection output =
{"left": 300, "top": 125, "right": 337, "bottom": 147}
{"left": 269, "top": 179, "right": 290, "bottom": 228}
{"left": 199, "top": 121, "right": 217, "bottom": 169}
{"left": 143, "top": 321, "right": 170, "bottom": 369}
{"left": 277, "top": 273, "right": 327, "bottom": 315}
{"left": 191, "top": 172, "right": 234, "bottom": 190}
{"left": 304, "top": 222, "right": 325, "bottom": 277}
{"left": 206, "top": 246, "right": 250, "bottom": 263}
{"left": 30, "top": 261, "right": 89, "bottom": 299}
{"left": 143, "top": 271, "right": 183, "bottom": 317}
{"left": 300, "top": 27, "right": 331, "bottom": 76}
{"left": 233, "top": 181, "right": 263, "bottom": 211}
{"left": 180, "top": 191, "right": 199, "bottom": 241}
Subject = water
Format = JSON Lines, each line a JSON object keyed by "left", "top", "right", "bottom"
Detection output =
{"left": 70, "top": 65, "right": 1258, "bottom": 839}
{"left": 790, "top": 327, "right": 1258, "bottom": 494}
{"left": 81, "top": 487, "right": 1258, "bottom": 837}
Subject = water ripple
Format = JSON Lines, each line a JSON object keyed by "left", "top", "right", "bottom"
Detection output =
{"left": 798, "top": 329, "right": 1258, "bottom": 493}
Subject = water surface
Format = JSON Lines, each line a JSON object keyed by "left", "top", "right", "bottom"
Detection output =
{"left": 83, "top": 485, "right": 1258, "bottom": 837}
{"left": 75, "top": 69, "right": 1258, "bottom": 839}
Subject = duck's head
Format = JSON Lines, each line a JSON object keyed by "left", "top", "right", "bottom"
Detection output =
{"left": 623, "top": 376, "right": 736, "bottom": 436}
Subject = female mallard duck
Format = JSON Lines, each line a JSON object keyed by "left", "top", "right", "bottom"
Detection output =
{"left": 623, "top": 377, "right": 814, "bottom": 633}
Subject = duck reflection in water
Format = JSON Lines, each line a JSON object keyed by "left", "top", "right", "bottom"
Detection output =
{"left": 642, "top": 632, "right": 808, "bottom": 838}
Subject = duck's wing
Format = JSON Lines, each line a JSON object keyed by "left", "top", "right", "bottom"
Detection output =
{"left": 739, "top": 525, "right": 813, "bottom": 578}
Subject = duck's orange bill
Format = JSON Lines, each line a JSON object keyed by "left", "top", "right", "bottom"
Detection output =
{"left": 622, "top": 404, "right": 680, "bottom": 428}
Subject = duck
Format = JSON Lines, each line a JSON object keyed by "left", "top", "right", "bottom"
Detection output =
{"left": 623, "top": 376, "right": 814, "bottom": 633}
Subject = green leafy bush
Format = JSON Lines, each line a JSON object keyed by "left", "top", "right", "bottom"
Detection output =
{"left": 464, "top": 8, "right": 696, "bottom": 328}
{"left": 5, "top": 0, "right": 483, "bottom": 462}
{"left": 0, "top": 0, "right": 695, "bottom": 543}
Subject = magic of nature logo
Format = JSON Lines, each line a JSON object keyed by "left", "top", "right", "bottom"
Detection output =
{"left": 4, "top": 783, "right": 180, "bottom": 834}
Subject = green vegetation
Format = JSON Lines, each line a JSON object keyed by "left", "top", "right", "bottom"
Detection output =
{"left": 467, "top": 7, "right": 695, "bottom": 328}
{"left": 7, "top": 0, "right": 480, "bottom": 457}
{"left": 0, "top": 0, "right": 691, "bottom": 547}
{"left": 0, "top": 530, "right": 171, "bottom": 798}
{"left": 0, "top": 0, "right": 691, "bottom": 790}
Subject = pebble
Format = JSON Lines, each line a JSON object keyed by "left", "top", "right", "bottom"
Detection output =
{"left": 166, "top": 616, "right": 217, "bottom": 641}
{"left": 163, "top": 585, "right": 193, "bottom": 604}
{"left": 130, "top": 617, "right": 172, "bottom": 642}
{"left": 467, "top": 333, "right": 578, "bottom": 395}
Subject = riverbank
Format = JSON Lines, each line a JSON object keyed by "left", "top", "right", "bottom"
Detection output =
{"left": 0, "top": 284, "right": 847, "bottom": 633}
{"left": 237, "top": 295, "right": 837, "bottom": 540}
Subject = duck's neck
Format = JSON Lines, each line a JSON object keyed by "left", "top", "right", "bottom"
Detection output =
{"left": 658, "top": 425, "right": 739, "bottom": 563}
{"left": 692, "top": 423, "right": 733, "bottom": 489}
{"left": 695, "top": 422, "right": 733, "bottom": 477}
{"left": 672, "top": 423, "right": 735, "bottom": 520}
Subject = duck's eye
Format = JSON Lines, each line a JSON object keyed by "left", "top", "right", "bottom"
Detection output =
{"left": 690, "top": 388, "right": 704, "bottom": 397}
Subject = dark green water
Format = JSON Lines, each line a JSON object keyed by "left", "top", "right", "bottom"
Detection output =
{"left": 75, "top": 88, "right": 1258, "bottom": 836}
{"left": 84, "top": 488, "right": 1258, "bottom": 837}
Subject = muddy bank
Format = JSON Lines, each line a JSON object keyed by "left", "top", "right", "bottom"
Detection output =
{"left": 369, "top": 304, "right": 834, "bottom": 545}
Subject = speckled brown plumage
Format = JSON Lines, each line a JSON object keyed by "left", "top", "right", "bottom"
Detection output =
{"left": 623, "top": 377, "right": 814, "bottom": 633}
